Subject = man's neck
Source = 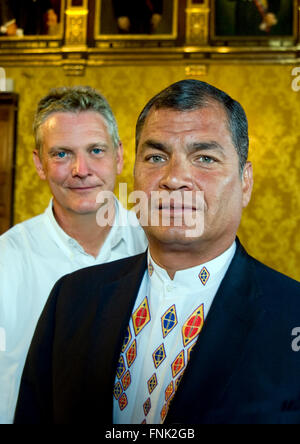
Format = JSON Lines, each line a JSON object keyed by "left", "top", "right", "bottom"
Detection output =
{"left": 52, "top": 201, "right": 116, "bottom": 258}
{"left": 148, "top": 237, "right": 235, "bottom": 280}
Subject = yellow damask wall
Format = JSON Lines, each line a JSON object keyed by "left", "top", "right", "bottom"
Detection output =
{"left": 4, "top": 63, "right": 300, "bottom": 281}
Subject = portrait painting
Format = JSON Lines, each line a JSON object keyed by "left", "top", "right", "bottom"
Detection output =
{"left": 95, "top": 0, "right": 178, "bottom": 40}
{"left": 213, "top": 0, "right": 296, "bottom": 39}
{"left": 0, "top": 0, "right": 64, "bottom": 38}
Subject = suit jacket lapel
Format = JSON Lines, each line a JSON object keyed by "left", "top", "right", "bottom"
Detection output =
{"left": 84, "top": 253, "right": 148, "bottom": 423}
{"left": 166, "top": 241, "right": 266, "bottom": 424}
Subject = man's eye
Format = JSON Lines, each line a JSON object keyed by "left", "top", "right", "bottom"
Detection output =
{"left": 197, "top": 155, "right": 215, "bottom": 164}
{"left": 92, "top": 148, "right": 103, "bottom": 155}
{"left": 56, "top": 152, "right": 67, "bottom": 159}
{"left": 147, "top": 155, "right": 166, "bottom": 164}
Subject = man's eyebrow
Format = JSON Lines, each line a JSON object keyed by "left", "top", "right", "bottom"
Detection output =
{"left": 187, "top": 142, "right": 225, "bottom": 153}
{"left": 140, "top": 139, "right": 171, "bottom": 153}
{"left": 139, "top": 140, "right": 225, "bottom": 155}
{"left": 48, "top": 142, "right": 109, "bottom": 152}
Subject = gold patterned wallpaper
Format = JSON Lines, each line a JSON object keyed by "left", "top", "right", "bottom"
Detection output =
{"left": 4, "top": 63, "right": 300, "bottom": 282}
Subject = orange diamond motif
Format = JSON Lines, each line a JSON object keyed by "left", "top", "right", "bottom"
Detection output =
{"left": 122, "top": 370, "right": 131, "bottom": 391}
{"left": 165, "top": 381, "right": 174, "bottom": 401}
{"left": 118, "top": 393, "right": 128, "bottom": 411}
{"left": 161, "top": 404, "right": 168, "bottom": 422}
{"left": 126, "top": 340, "right": 137, "bottom": 368}
{"left": 171, "top": 350, "right": 185, "bottom": 378}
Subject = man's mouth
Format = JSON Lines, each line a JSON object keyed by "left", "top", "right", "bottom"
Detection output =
{"left": 158, "top": 203, "right": 197, "bottom": 211}
{"left": 68, "top": 185, "right": 99, "bottom": 191}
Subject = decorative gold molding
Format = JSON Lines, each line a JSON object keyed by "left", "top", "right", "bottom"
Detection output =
{"left": 186, "top": 0, "right": 210, "bottom": 46}
{"left": 185, "top": 64, "right": 208, "bottom": 77}
{"left": 64, "top": 4, "right": 88, "bottom": 49}
{"left": 63, "top": 61, "right": 86, "bottom": 76}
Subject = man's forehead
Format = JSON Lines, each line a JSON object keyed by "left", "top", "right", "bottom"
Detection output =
{"left": 143, "top": 104, "right": 228, "bottom": 131}
{"left": 140, "top": 104, "right": 230, "bottom": 143}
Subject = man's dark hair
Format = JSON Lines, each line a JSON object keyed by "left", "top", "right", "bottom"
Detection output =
{"left": 136, "top": 79, "right": 249, "bottom": 174}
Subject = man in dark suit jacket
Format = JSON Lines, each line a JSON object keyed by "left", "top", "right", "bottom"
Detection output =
{"left": 14, "top": 79, "right": 300, "bottom": 424}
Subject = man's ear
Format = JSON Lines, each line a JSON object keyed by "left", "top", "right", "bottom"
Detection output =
{"left": 242, "top": 161, "right": 253, "bottom": 208}
{"left": 33, "top": 149, "right": 47, "bottom": 181}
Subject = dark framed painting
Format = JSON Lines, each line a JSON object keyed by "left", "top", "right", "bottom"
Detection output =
{"left": 95, "top": 0, "right": 178, "bottom": 40}
{"left": 211, "top": 0, "right": 298, "bottom": 42}
{"left": 0, "top": 0, "right": 65, "bottom": 41}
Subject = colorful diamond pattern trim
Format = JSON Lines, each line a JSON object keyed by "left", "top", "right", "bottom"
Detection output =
{"left": 171, "top": 350, "right": 185, "bottom": 378}
{"left": 116, "top": 355, "right": 126, "bottom": 379}
{"left": 121, "top": 325, "right": 132, "bottom": 353}
{"left": 118, "top": 393, "right": 128, "bottom": 411}
{"left": 148, "top": 262, "right": 154, "bottom": 277}
{"left": 143, "top": 398, "right": 151, "bottom": 417}
{"left": 132, "top": 296, "right": 151, "bottom": 336}
{"left": 126, "top": 339, "right": 137, "bottom": 368}
{"left": 152, "top": 343, "right": 166, "bottom": 369}
{"left": 113, "top": 382, "right": 122, "bottom": 400}
{"left": 147, "top": 373, "right": 158, "bottom": 395}
{"left": 161, "top": 404, "right": 168, "bottom": 422}
{"left": 122, "top": 370, "right": 131, "bottom": 391}
{"left": 199, "top": 266, "right": 210, "bottom": 285}
{"left": 165, "top": 381, "right": 174, "bottom": 402}
{"left": 182, "top": 304, "right": 204, "bottom": 347}
{"left": 161, "top": 304, "right": 178, "bottom": 339}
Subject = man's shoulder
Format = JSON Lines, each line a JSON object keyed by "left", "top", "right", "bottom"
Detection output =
{"left": 251, "top": 256, "right": 300, "bottom": 293}
{"left": 0, "top": 212, "right": 46, "bottom": 252}
{"left": 60, "top": 251, "right": 147, "bottom": 289}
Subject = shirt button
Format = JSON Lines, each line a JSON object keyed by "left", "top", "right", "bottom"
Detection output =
{"left": 166, "top": 285, "right": 172, "bottom": 292}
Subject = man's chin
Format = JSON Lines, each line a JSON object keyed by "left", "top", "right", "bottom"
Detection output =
{"left": 145, "top": 225, "right": 204, "bottom": 246}
{"left": 65, "top": 200, "right": 102, "bottom": 216}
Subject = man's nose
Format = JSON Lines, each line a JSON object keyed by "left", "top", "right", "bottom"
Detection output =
{"left": 159, "top": 155, "right": 193, "bottom": 191}
{"left": 72, "top": 153, "right": 90, "bottom": 178}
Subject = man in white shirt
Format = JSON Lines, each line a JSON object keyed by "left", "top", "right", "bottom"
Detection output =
{"left": 0, "top": 86, "right": 147, "bottom": 424}
{"left": 14, "top": 80, "right": 300, "bottom": 425}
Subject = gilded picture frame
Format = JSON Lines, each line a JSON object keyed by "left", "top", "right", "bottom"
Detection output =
{"left": 94, "top": 0, "right": 179, "bottom": 42}
{"left": 0, "top": 0, "right": 66, "bottom": 50}
{"left": 211, "top": 0, "right": 298, "bottom": 44}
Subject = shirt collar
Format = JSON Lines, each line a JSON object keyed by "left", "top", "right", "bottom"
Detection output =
{"left": 147, "top": 241, "right": 236, "bottom": 292}
{"left": 44, "top": 197, "right": 126, "bottom": 259}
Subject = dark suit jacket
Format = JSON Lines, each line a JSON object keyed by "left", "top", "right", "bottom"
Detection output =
{"left": 14, "top": 240, "right": 300, "bottom": 424}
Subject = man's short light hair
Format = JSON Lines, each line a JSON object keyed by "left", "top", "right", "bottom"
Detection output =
{"left": 34, "top": 86, "right": 120, "bottom": 156}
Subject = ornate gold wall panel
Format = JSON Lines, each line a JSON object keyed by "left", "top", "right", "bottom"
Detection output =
{"left": 4, "top": 62, "right": 300, "bottom": 282}
{"left": 186, "top": 0, "right": 210, "bottom": 46}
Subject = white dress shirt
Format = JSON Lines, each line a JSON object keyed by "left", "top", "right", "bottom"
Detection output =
{"left": 113, "top": 242, "right": 236, "bottom": 424}
{"left": 0, "top": 199, "right": 147, "bottom": 424}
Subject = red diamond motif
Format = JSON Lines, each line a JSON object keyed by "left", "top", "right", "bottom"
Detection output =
{"left": 171, "top": 350, "right": 185, "bottom": 378}
{"left": 126, "top": 340, "right": 137, "bottom": 368}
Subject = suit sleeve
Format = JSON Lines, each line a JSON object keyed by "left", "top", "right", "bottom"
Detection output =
{"left": 13, "top": 279, "right": 62, "bottom": 424}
